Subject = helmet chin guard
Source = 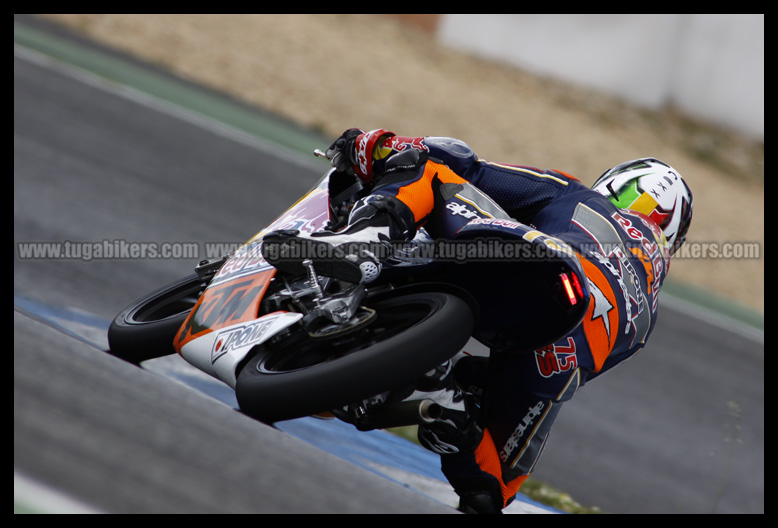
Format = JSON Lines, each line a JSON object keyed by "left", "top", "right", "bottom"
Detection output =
{"left": 354, "top": 129, "right": 395, "bottom": 183}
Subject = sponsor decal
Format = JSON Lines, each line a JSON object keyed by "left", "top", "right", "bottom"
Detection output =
{"left": 384, "top": 135, "right": 429, "bottom": 153}
{"left": 445, "top": 201, "right": 481, "bottom": 220}
{"left": 467, "top": 217, "right": 523, "bottom": 230}
{"left": 501, "top": 401, "right": 545, "bottom": 463}
{"left": 210, "top": 318, "right": 275, "bottom": 363}
{"left": 175, "top": 272, "right": 272, "bottom": 349}
{"left": 534, "top": 337, "right": 578, "bottom": 378}
{"left": 613, "top": 210, "right": 666, "bottom": 306}
{"left": 212, "top": 240, "right": 269, "bottom": 282}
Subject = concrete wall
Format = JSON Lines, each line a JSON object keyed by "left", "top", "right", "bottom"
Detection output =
{"left": 435, "top": 14, "right": 763, "bottom": 139}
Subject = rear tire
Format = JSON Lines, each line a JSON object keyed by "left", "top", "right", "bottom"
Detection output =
{"left": 107, "top": 274, "right": 206, "bottom": 364}
{"left": 236, "top": 291, "right": 474, "bottom": 424}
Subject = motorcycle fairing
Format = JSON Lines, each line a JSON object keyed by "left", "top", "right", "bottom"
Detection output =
{"left": 179, "top": 309, "right": 303, "bottom": 388}
{"left": 175, "top": 269, "right": 275, "bottom": 351}
{"left": 173, "top": 173, "right": 333, "bottom": 386}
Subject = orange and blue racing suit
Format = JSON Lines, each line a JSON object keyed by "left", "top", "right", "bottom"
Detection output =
{"left": 360, "top": 134, "right": 670, "bottom": 510}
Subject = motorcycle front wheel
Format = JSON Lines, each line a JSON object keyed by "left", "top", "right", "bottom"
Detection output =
{"left": 236, "top": 291, "right": 474, "bottom": 424}
{"left": 107, "top": 274, "right": 205, "bottom": 364}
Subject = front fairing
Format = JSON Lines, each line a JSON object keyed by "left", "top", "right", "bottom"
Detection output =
{"left": 173, "top": 172, "right": 333, "bottom": 387}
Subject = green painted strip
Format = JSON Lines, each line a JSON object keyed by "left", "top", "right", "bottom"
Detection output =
{"left": 14, "top": 20, "right": 763, "bottom": 333}
{"left": 662, "top": 279, "right": 763, "bottom": 332}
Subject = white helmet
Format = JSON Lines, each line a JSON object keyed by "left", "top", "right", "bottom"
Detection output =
{"left": 592, "top": 158, "right": 693, "bottom": 255}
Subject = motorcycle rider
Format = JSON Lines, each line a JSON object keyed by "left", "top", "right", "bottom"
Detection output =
{"left": 262, "top": 128, "right": 693, "bottom": 513}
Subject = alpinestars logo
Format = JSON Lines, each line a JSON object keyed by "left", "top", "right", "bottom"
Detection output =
{"left": 501, "top": 401, "right": 545, "bottom": 463}
{"left": 446, "top": 202, "right": 480, "bottom": 219}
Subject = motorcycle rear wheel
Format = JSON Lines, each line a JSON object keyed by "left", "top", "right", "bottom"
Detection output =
{"left": 236, "top": 291, "right": 474, "bottom": 424}
{"left": 107, "top": 274, "right": 205, "bottom": 364}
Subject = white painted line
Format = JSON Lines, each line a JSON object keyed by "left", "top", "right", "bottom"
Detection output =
{"left": 660, "top": 293, "right": 763, "bottom": 345}
{"left": 14, "top": 471, "right": 102, "bottom": 514}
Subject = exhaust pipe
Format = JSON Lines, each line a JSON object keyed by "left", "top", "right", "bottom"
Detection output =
{"left": 355, "top": 399, "right": 442, "bottom": 431}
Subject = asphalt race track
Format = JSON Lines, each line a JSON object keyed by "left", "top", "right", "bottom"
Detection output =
{"left": 14, "top": 20, "right": 764, "bottom": 514}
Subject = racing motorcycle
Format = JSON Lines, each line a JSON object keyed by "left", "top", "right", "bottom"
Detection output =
{"left": 108, "top": 150, "right": 589, "bottom": 429}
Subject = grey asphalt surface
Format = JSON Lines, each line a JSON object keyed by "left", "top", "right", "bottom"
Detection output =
{"left": 14, "top": 50, "right": 454, "bottom": 515}
{"left": 14, "top": 24, "right": 763, "bottom": 514}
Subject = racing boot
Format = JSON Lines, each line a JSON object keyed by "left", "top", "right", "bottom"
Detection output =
{"left": 261, "top": 224, "right": 387, "bottom": 284}
{"left": 405, "top": 360, "right": 484, "bottom": 455}
{"left": 261, "top": 194, "right": 414, "bottom": 284}
{"left": 451, "top": 353, "right": 490, "bottom": 400}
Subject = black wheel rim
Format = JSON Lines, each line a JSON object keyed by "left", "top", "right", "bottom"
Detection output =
{"left": 128, "top": 280, "right": 203, "bottom": 324}
{"left": 253, "top": 297, "right": 438, "bottom": 374}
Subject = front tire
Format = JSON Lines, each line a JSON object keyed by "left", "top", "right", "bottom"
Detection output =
{"left": 108, "top": 274, "right": 206, "bottom": 364}
{"left": 235, "top": 291, "right": 474, "bottom": 424}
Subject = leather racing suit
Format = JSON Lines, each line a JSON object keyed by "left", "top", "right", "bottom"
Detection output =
{"left": 354, "top": 133, "right": 670, "bottom": 511}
